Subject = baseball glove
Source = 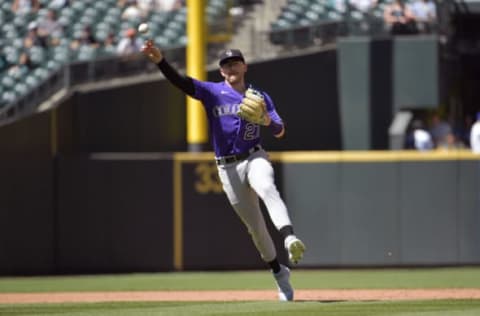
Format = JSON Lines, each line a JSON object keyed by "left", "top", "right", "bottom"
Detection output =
{"left": 237, "top": 88, "right": 271, "bottom": 126}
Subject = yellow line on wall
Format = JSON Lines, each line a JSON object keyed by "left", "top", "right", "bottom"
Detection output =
{"left": 269, "top": 150, "right": 480, "bottom": 162}
{"left": 173, "top": 150, "right": 480, "bottom": 163}
{"left": 175, "top": 152, "right": 215, "bottom": 161}
{"left": 173, "top": 158, "right": 183, "bottom": 271}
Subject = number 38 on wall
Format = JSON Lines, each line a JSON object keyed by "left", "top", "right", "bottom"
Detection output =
{"left": 194, "top": 163, "right": 223, "bottom": 194}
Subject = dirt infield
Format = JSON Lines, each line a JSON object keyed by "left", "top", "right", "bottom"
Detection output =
{"left": 1, "top": 289, "right": 480, "bottom": 304}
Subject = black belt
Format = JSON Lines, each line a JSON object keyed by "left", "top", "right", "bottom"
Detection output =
{"left": 215, "top": 145, "right": 262, "bottom": 165}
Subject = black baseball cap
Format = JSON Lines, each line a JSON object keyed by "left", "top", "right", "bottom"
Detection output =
{"left": 218, "top": 49, "right": 245, "bottom": 66}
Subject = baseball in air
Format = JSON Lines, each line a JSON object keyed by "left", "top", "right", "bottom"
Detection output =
{"left": 138, "top": 23, "right": 149, "bottom": 34}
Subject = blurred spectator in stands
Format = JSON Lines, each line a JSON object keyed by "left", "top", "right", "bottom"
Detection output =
{"left": 406, "top": 119, "right": 434, "bottom": 151}
{"left": 38, "top": 9, "right": 64, "bottom": 46}
{"left": 137, "top": 0, "right": 155, "bottom": 12}
{"left": 8, "top": 52, "right": 34, "bottom": 79}
{"left": 117, "top": 28, "right": 142, "bottom": 56}
{"left": 118, "top": 0, "right": 128, "bottom": 7}
{"left": 409, "top": 0, "right": 436, "bottom": 33}
{"left": 70, "top": 26, "right": 99, "bottom": 51}
{"left": 470, "top": 112, "right": 480, "bottom": 153}
{"left": 454, "top": 114, "right": 473, "bottom": 147}
{"left": 333, "top": 0, "right": 347, "bottom": 13}
{"left": 24, "top": 22, "right": 48, "bottom": 49}
{"left": 103, "top": 32, "right": 118, "bottom": 55}
{"left": 350, "top": 0, "right": 378, "bottom": 13}
{"left": 154, "top": 0, "right": 183, "bottom": 11}
{"left": 11, "top": 0, "right": 40, "bottom": 15}
{"left": 437, "top": 133, "right": 466, "bottom": 150}
{"left": 122, "top": 0, "right": 146, "bottom": 20}
{"left": 383, "top": 0, "right": 418, "bottom": 35}
{"left": 429, "top": 113, "right": 453, "bottom": 147}
{"left": 0, "top": 49, "right": 9, "bottom": 73}
{"left": 49, "top": 0, "right": 71, "bottom": 10}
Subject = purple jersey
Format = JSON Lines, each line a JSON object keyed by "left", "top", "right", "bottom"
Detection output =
{"left": 192, "top": 79, "right": 283, "bottom": 157}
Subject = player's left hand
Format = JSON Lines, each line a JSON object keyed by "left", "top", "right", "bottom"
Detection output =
{"left": 237, "top": 88, "right": 271, "bottom": 126}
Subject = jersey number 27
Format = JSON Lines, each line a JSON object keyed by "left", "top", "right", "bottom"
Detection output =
{"left": 243, "top": 123, "right": 260, "bottom": 140}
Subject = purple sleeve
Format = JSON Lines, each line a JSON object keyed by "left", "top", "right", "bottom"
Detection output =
{"left": 191, "top": 78, "right": 212, "bottom": 104}
{"left": 263, "top": 92, "right": 284, "bottom": 136}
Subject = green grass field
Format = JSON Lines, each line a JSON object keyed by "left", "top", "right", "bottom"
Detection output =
{"left": 1, "top": 267, "right": 480, "bottom": 315}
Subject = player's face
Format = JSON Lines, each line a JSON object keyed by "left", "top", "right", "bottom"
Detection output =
{"left": 220, "top": 59, "right": 247, "bottom": 85}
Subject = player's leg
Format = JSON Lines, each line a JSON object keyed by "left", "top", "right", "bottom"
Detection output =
{"left": 217, "top": 162, "right": 293, "bottom": 301}
{"left": 229, "top": 188, "right": 294, "bottom": 301}
{"left": 246, "top": 150, "right": 306, "bottom": 264}
{"left": 217, "top": 162, "right": 277, "bottom": 262}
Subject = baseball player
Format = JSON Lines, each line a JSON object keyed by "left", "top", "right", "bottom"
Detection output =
{"left": 470, "top": 112, "right": 480, "bottom": 153}
{"left": 141, "top": 42, "right": 306, "bottom": 301}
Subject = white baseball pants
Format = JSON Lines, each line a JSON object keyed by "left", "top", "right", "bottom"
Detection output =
{"left": 216, "top": 149, "right": 292, "bottom": 262}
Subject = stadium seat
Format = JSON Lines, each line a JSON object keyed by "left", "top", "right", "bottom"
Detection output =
{"left": 326, "top": 11, "right": 342, "bottom": 21}
{"left": 2, "top": 24, "right": 16, "bottom": 37}
{"left": 25, "top": 74, "right": 40, "bottom": 89}
{"left": 311, "top": 3, "right": 327, "bottom": 15}
{"left": 29, "top": 46, "right": 46, "bottom": 65}
{"left": 76, "top": 46, "right": 98, "bottom": 61}
{"left": 279, "top": 10, "right": 300, "bottom": 26}
{"left": 1, "top": 2, "right": 12, "bottom": 16}
{"left": 72, "top": 1, "right": 87, "bottom": 13}
{"left": 13, "top": 14, "right": 28, "bottom": 30}
{"left": 1, "top": 75, "right": 16, "bottom": 89}
{"left": 11, "top": 39, "right": 24, "bottom": 50}
{"left": 99, "top": 46, "right": 116, "bottom": 57}
{"left": 163, "top": 28, "right": 182, "bottom": 43}
{"left": 0, "top": 0, "right": 237, "bottom": 109}
{"left": 46, "top": 60, "right": 61, "bottom": 72}
{"left": 106, "top": 6, "right": 122, "bottom": 18}
{"left": 5, "top": 50, "right": 20, "bottom": 65}
{"left": 304, "top": 11, "right": 322, "bottom": 24}
{"left": 95, "top": 30, "right": 110, "bottom": 43}
{"left": 271, "top": 18, "right": 293, "bottom": 30}
{"left": 1, "top": 91, "right": 17, "bottom": 105}
{"left": 11, "top": 67, "right": 29, "bottom": 81}
{"left": 350, "top": 10, "right": 365, "bottom": 21}
{"left": 154, "top": 36, "right": 171, "bottom": 47}
{"left": 178, "top": 35, "right": 188, "bottom": 46}
{"left": 79, "top": 15, "right": 94, "bottom": 26}
{"left": 288, "top": 3, "right": 306, "bottom": 16}
{"left": 53, "top": 50, "right": 70, "bottom": 64}
{"left": 14, "top": 83, "right": 29, "bottom": 96}
{"left": 103, "top": 14, "right": 118, "bottom": 26}
{"left": 33, "top": 67, "right": 50, "bottom": 81}
{"left": 59, "top": 7, "right": 75, "bottom": 22}
{"left": 93, "top": 2, "right": 108, "bottom": 12}
{"left": 84, "top": 7, "right": 98, "bottom": 19}
{"left": 173, "top": 8, "right": 187, "bottom": 25}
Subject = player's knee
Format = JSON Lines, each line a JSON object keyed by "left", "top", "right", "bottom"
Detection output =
{"left": 254, "top": 182, "right": 277, "bottom": 200}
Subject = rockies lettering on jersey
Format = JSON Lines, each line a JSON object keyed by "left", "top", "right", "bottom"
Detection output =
{"left": 212, "top": 104, "right": 240, "bottom": 117}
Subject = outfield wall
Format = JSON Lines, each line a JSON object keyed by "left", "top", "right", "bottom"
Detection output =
{"left": 1, "top": 116, "right": 480, "bottom": 274}
{"left": 0, "top": 111, "right": 55, "bottom": 275}
{"left": 172, "top": 151, "right": 480, "bottom": 269}
{"left": 0, "top": 36, "right": 475, "bottom": 274}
